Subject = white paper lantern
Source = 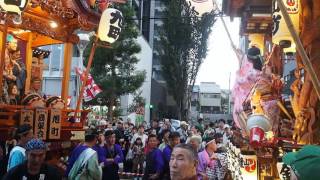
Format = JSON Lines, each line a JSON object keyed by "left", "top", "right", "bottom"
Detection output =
{"left": 98, "top": 8, "right": 123, "bottom": 43}
{"left": 272, "top": 0, "right": 300, "bottom": 53}
{"left": 185, "top": 0, "right": 215, "bottom": 16}
{"left": 0, "top": 0, "right": 28, "bottom": 14}
{"left": 0, "top": 0, "right": 29, "bottom": 24}
{"left": 246, "top": 114, "right": 272, "bottom": 146}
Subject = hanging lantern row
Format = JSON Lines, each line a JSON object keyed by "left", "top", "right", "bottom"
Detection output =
{"left": 272, "top": 0, "right": 300, "bottom": 53}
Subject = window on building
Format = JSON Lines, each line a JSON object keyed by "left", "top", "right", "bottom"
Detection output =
{"left": 40, "top": 44, "right": 64, "bottom": 72}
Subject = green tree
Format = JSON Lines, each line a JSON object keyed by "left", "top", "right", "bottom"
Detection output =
{"left": 160, "top": 0, "right": 216, "bottom": 120}
{"left": 128, "top": 90, "right": 146, "bottom": 113}
{"left": 84, "top": 4, "right": 146, "bottom": 120}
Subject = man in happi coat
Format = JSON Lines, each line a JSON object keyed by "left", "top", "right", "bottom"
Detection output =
{"left": 143, "top": 134, "right": 164, "bottom": 180}
{"left": 94, "top": 130, "right": 123, "bottom": 180}
{"left": 66, "top": 133, "right": 102, "bottom": 180}
{"left": 7, "top": 124, "right": 33, "bottom": 171}
{"left": 162, "top": 132, "right": 181, "bottom": 180}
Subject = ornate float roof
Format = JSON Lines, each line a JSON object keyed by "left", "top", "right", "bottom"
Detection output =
{"left": 222, "top": 0, "right": 272, "bottom": 35}
{"left": 0, "top": 0, "right": 125, "bottom": 47}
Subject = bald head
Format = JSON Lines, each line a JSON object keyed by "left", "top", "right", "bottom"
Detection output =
{"left": 170, "top": 144, "right": 198, "bottom": 180}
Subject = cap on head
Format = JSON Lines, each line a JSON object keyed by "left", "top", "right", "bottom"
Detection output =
{"left": 16, "top": 124, "right": 32, "bottom": 135}
{"left": 283, "top": 145, "right": 320, "bottom": 180}
{"left": 224, "top": 124, "right": 230, "bottom": 129}
{"left": 180, "top": 121, "right": 188, "bottom": 126}
{"left": 25, "top": 139, "right": 46, "bottom": 152}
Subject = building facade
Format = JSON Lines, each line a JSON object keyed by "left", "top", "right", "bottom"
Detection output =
{"left": 131, "top": 0, "right": 177, "bottom": 120}
{"left": 190, "top": 82, "right": 232, "bottom": 123}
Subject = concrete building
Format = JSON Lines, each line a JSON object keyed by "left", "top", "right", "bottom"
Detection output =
{"left": 41, "top": 44, "right": 79, "bottom": 108}
{"left": 131, "top": 0, "right": 177, "bottom": 120}
{"left": 190, "top": 82, "right": 232, "bottom": 123}
{"left": 120, "top": 36, "right": 153, "bottom": 122}
{"left": 199, "top": 82, "right": 222, "bottom": 114}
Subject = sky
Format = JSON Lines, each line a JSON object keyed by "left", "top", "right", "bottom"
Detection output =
{"left": 195, "top": 15, "right": 241, "bottom": 90}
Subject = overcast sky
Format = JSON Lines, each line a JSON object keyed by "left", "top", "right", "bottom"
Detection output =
{"left": 195, "top": 16, "right": 240, "bottom": 90}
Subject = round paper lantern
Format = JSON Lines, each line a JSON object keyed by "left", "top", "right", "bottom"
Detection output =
{"left": 272, "top": 0, "right": 300, "bottom": 53}
{"left": 246, "top": 114, "right": 272, "bottom": 146}
{"left": 98, "top": 8, "right": 123, "bottom": 43}
{"left": 0, "top": 0, "right": 29, "bottom": 24}
{"left": 185, "top": 0, "right": 215, "bottom": 16}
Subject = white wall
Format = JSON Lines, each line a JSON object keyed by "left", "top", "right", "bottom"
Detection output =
{"left": 120, "top": 36, "right": 153, "bottom": 123}
{"left": 199, "top": 82, "right": 221, "bottom": 107}
{"left": 199, "top": 93, "right": 221, "bottom": 107}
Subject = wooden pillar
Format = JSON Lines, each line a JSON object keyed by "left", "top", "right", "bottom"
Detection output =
{"left": 61, "top": 43, "right": 73, "bottom": 104}
{"left": 25, "top": 33, "right": 33, "bottom": 93}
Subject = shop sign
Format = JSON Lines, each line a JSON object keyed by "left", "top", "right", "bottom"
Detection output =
{"left": 49, "top": 109, "right": 61, "bottom": 139}
{"left": 20, "top": 109, "right": 34, "bottom": 128}
{"left": 35, "top": 109, "right": 48, "bottom": 140}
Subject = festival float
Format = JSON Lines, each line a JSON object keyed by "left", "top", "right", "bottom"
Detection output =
{"left": 223, "top": 0, "right": 320, "bottom": 179}
{"left": 0, "top": 0, "right": 125, "bottom": 170}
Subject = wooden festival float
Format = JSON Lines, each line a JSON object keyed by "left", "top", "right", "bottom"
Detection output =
{"left": 0, "top": 0, "right": 126, "bottom": 169}
{"left": 222, "top": 0, "right": 320, "bottom": 179}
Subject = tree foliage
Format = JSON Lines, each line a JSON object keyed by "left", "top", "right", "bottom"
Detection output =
{"left": 84, "top": 4, "right": 146, "bottom": 119}
{"left": 160, "top": 0, "right": 217, "bottom": 120}
{"left": 128, "top": 90, "right": 146, "bottom": 113}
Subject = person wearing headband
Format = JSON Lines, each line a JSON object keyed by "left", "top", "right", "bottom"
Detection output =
{"left": 197, "top": 135, "right": 218, "bottom": 180}
{"left": 3, "top": 139, "right": 61, "bottom": 180}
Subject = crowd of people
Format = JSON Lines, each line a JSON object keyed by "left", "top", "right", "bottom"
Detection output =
{"left": 0, "top": 118, "right": 235, "bottom": 180}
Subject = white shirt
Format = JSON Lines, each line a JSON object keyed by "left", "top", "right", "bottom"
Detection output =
{"left": 131, "top": 133, "right": 148, "bottom": 147}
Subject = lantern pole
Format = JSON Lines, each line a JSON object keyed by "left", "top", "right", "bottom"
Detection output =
{"left": 211, "top": 0, "right": 242, "bottom": 65}
{"left": 276, "top": 0, "right": 320, "bottom": 101}
{"left": 0, "top": 17, "right": 8, "bottom": 96}
{"left": 74, "top": 36, "right": 99, "bottom": 119}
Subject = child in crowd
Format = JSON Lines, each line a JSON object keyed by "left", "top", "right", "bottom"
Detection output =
{"left": 132, "top": 138, "right": 145, "bottom": 174}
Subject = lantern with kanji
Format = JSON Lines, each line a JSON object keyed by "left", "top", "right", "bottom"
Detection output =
{"left": 185, "top": 0, "right": 215, "bottom": 16}
{"left": 272, "top": 0, "right": 300, "bottom": 53}
{"left": 0, "top": 0, "right": 29, "bottom": 24}
{"left": 98, "top": 8, "right": 123, "bottom": 43}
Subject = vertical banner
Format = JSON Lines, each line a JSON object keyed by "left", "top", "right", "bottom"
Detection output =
{"left": 35, "top": 109, "right": 48, "bottom": 140}
{"left": 49, "top": 109, "right": 61, "bottom": 139}
{"left": 20, "top": 109, "right": 34, "bottom": 128}
{"left": 240, "top": 155, "right": 258, "bottom": 180}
